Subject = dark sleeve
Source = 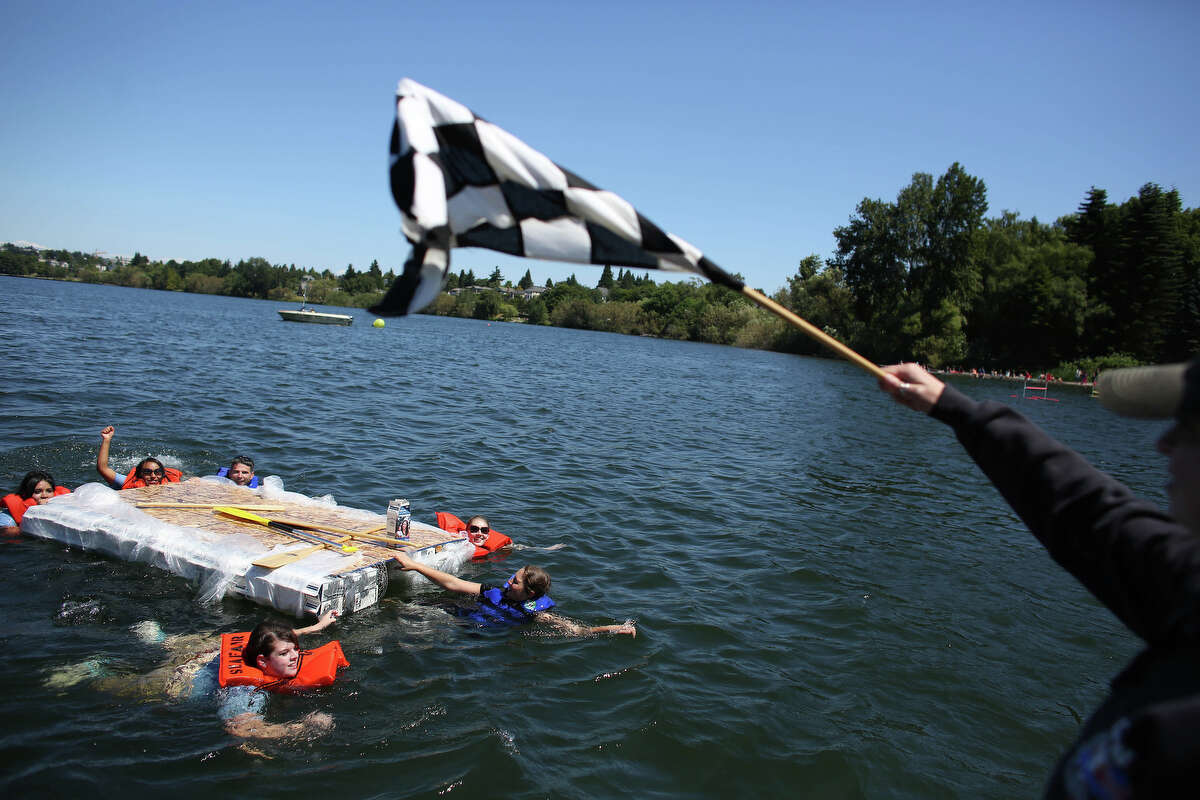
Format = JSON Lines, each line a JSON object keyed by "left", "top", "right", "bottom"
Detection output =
{"left": 930, "top": 384, "right": 1200, "bottom": 646}
{"left": 1126, "top": 696, "right": 1200, "bottom": 792}
{"left": 477, "top": 584, "right": 498, "bottom": 601}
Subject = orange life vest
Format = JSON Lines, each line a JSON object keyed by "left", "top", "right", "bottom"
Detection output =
{"left": 2, "top": 486, "right": 71, "bottom": 525}
{"left": 217, "top": 631, "right": 349, "bottom": 692}
{"left": 121, "top": 467, "right": 183, "bottom": 489}
{"left": 435, "top": 511, "right": 513, "bottom": 559}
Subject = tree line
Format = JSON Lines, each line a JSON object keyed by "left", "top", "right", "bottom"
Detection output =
{"left": 5, "top": 165, "right": 1196, "bottom": 374}
{"left": 0, "top": 249, "right": 399, "bottom": 309}
{"left": 820, "top": 165, "right": 1199, "bottom": 372}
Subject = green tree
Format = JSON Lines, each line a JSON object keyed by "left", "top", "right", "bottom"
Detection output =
{"left": 225, "top": 257, "right": 276, "bottom": 298}
{"left": 1067, "top": 184, "right": 1191, "bottom": 362}
{"left": 367, "top": 259, "right": 384, "bottom": 291}
{"left": 775, "top": 257, "right": 859, "bottom": 356}
{"left": 832, "top": 163, "right": 988, "bottom": 363}
{"left": 486, "top": 267, "right": 503, "bottom": 288}
{"left": 597, "top": 264, "right": 615, "bottom": 289}
{"left": 473, "top": 291, "right": 500, "bottom": 320}
{"left": 526, "top": 297, "right": 548, "bottom": 324}
{"left": 518, "top": 269, "right": 534, "bottom": 290}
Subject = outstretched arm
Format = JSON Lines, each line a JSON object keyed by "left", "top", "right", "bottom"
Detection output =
{"left": 293, "top": 610, "right": 338, "bottom": 637}
{"left": 539, "top": 613, "right": 637, "bottom": 637}
{"left": 96, "top": 426, "right": 118, "bottom": 485}
{"left": 224, "top": 710, "right": 333, "bottom": 740}
{"left": 395, "top": 552, "right": 482, "bottom": 596}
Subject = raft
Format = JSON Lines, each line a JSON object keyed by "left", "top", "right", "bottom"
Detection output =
{"left": 19, "top": 478, "right": 472, "bottom": 619}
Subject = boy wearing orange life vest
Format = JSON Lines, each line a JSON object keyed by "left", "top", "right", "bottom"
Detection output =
{"left": 2, "top": 470, "right": 71, "bottom": 535}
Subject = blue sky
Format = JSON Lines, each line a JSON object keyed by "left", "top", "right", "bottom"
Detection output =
{"left": 2, "top": 0, "right": 1196, "bottom": 293}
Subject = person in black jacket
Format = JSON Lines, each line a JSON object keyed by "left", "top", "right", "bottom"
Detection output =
{"left": 878, "top": 358, "right": 1200, "bottom": 799}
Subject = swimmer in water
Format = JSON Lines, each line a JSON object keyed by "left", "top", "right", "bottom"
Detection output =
{"left": 396, "top": 552, "right": 636, "bottom": 636}
{"left": 2, "top": 470, "right": 70, "bottom": 535}
{"left": 95, "top": 426, "right": 182, "bottom": 489}
{"left": 49, "top": 611, "right": 344, "bottom": 740}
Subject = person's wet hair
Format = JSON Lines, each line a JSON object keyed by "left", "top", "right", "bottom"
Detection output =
{"left": 523, "top": 565, "right": 551, "bottom": 598}
{"left": 135, "top": 458, "right": 165, "bottom": 477}
{"left": 230, "top": 456, "right": 254, "bottom": 471}
{"left": 18, "top": 470, "right": 55, "bottom": 499}
{"left": 243, "top": 620, "right": 298, "bottom": 669}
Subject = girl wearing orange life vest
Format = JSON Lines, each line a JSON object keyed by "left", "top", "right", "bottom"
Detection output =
{"left": 95, "top": 425, "right": 183, "bottom": 489}
{"left": 434, "top": 512, "right": 513, "bottom": 559}
{"left": 51, "top": 610, "right": 346, "bottom": 741}
{"left": 2, "top": 470, "right": 71, "bottom": 535}
{"left": 215, "top": 614, "right": 348, "bottom": 739}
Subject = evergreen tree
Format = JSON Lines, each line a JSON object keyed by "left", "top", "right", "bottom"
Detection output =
{"left": 367, "top": 259, "right": 384, "bottom": 291}
{"left": 1118, "top": 184, "right": 1185, "bottom": 360}
{"left": 1067, "top": 187, "right": 1121, "bottom": 353}
{"left": 597, "top": 264, "right": 615, "bottom": 289}
{"left": 518, "top": 269, "right": 533, "bottom": 290}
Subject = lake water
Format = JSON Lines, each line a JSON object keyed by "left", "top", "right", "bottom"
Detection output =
{"left": 0, "top": 276, "right": 1169, "bottom": 797}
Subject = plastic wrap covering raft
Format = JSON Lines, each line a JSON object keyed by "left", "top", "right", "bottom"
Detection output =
{"left": 19, "top": 478, "right": 472, "bottom": 619}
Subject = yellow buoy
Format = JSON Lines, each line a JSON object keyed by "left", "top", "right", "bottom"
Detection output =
{"left": 373, "top": 318, "right": 385, "bottom": 328}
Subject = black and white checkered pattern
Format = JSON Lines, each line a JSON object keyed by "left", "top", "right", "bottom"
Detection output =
{"left": 373, "top": 78, "right": 743, "bottom": 316}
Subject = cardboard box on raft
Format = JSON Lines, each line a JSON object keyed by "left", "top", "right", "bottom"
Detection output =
{"left": 20, "top": 478, "right": 473, "bottom": 619}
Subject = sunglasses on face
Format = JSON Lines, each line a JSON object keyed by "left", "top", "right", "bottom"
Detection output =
{"left": 468, "top": 525, "right": 489, "bottom": 534}
{"left": 140, "top": 468, "right": 165, "bottom": 477}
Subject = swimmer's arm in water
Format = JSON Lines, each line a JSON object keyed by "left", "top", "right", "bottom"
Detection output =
{"left": 293, "top": 610, "right": 338, "bottom": 636}
{"left": 96, "top": 425, "right": 118, "bottom": 485}
{"left": 538, "top": 613, "right": 637, "bottom": 637}
{"left": 224, "top": 710, "right": 333, "bottom": 740}
{"left": 395, "top": 552, "right": 482, "bottom": 596}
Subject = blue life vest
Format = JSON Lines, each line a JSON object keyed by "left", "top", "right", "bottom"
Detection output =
{"left": 467, "top": 573, "right": 555, "bottom": 626}
{"left": 216, "top": 467, "right": 260, "bottom": 488}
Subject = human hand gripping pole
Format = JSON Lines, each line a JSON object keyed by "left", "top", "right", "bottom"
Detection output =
{"left": 877, "top": 364, "right": 946, "bottom": 413}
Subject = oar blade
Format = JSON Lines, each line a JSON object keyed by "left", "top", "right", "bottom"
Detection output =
{"left": 214, "top": 506, "right": 273, "bottom": 526}
{"left": 252, "top": 544, "right": 325, "bottom": 568}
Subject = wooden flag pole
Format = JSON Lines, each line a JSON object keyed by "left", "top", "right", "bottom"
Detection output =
{"left": 740, "top": 286, "right": 887, "bottom": 380}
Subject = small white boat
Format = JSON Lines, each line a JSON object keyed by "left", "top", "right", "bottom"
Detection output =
{"left": 278, "top": 276, "right": 353, "bottom": 325}
{"left": 278, "top": 307, "right": 353, "bottom": 325}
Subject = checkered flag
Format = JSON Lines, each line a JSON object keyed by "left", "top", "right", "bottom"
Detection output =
{"left": 372, "top": 78, "right": 744, "bottom": 316}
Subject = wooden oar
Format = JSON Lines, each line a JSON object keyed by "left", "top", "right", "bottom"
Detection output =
{"left": 252, "top": 544, "right": 328, "bottom": 569}
{"left": 137, "top": 503, "right": 288, "bottom": 511}
{"left": 214, "top": 507, "right": 359, "bottom": 554}
{"left": 269, "top": 517, "right": 415, "bottom": 547}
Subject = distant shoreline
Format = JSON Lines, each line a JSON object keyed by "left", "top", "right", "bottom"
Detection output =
{"left": 930, "top": 368, "right": 1095, "bottom": 389}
